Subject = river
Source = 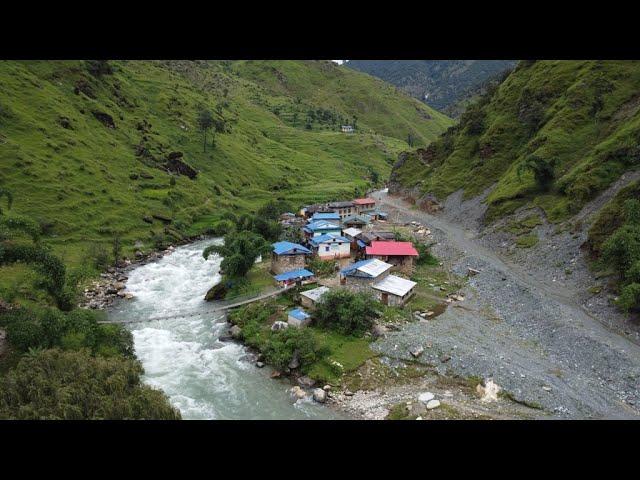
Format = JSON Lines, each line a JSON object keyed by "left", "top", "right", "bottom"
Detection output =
{"left": 108, "top": 239, "right": 342, "bottom": 420}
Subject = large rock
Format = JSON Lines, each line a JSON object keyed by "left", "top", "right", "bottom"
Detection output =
{"left": 409, "top": 345, "right": 424, "bottom": 358}
{"left": 297, "top": 376, "right": 316, "bottom": 388}
{"left": 418, "top": 392, "right": 435, "bottom": 404}
{"left": 290, "top": 386, "right": 307, "bottom": 401}
{"left": 205, "top": 283, "right": 228, "bottom": 301}
{"left": 288, "top": 351, "right": 300, "bottom": 370}
{"left": 426, "top": 399, "right": 441, "bottom": 410}
{"left": 92, "top": 111, "right": 116, "bottom": 129}
{"left": 476, "top": 379, "right": 501, "bottom": 403}
{"left": 372, "top": 324, "right": 388, "bottom": 339}
{"left": 229, "top": 325, "right": 242, "bottom": 339}
{"left": 166, "top": 152, "right": 198, "bottom": 179}
{"left": 313, "top": 388, "right": 327, "bottom": 403}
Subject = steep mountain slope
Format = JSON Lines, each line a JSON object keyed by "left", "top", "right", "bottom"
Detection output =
{"left": 391, "top": 60, "right": 640, "bottom": 221}
{"left": 390, "top": 60, "right": 640, "bottom": 314}
{"left": 0, "top": 60, "right": 451, "bottom": 269}
{"left": 345, "top": 60, "right": 516, "bottom": 116}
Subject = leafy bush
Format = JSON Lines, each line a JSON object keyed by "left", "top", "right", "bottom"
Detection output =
{"left": 263, "top": 327, "right": 327, "bottom": 371}
{"left": 0, "top": 348, "right": 180, "bottom": 420}
{"left": 517, "top": 154, "right": 555, "bottom": 191}
{"left": 314, "top": 290, "right": 378, "bottom": 336}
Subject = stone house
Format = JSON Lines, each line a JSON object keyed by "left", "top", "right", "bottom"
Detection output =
{"left": 271, "top": 241, "right": 311, "bottom": 275}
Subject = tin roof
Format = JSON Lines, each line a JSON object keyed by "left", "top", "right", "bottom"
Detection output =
{"left": 272, "top": 241, "right": 311, "bottom": 256}
{"left": 372, "top": 275, "right": 417, "bottom": 297}
{"left": 300, "top": 286, "right": 330, "bottom": 302}
{"left": 288, "top": 308, "right": 311, "bottom": 321}
{"left": 304, "top": 220, "right": 341, "bottom": 232}
{"left": 366, "top": 241, "right": 419, "bottom": 257}
{"left": 311, "top": 212, "right": 341, "bottom": 221}
{"left": 341, "top": 258, "right": 392, "bottom": 278}
{"left": 353, "top": 198, "right": 376, "bottom": 205}
{"left": 274, "top": 268, "right": 315, "bottom": 282}
{"left": 310, "top": 233, "right": 350, "bottom": 246}
{"left": 342, "top": 227, "right": 362, "bottom": 238}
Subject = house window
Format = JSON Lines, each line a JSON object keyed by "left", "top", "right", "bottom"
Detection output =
{"left": 325, "top": 246, "right": 330, "bottom": 252}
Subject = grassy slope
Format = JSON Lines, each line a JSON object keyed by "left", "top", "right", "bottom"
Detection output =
{"left": 0, "top": 60, "right": 451, "bottom": 306}
{"left": 391, "top": 60, "right": 640, "bottom": 223}
{"left": 0, "top": 60, "right": 450, "bottom": 264}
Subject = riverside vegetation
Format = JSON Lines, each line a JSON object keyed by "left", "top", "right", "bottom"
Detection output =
{"left": 0, "top": 60, "right": 452, "bottom": 419}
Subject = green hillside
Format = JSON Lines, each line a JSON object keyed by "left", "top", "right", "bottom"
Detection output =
{"left": 391, "top": 60, "right": 640, "bottom": 223}
{"left": 0, "top": 60, "right": 451, "bottom": 275}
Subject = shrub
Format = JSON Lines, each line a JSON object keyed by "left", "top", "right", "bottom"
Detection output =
{"left": 314, "top": 290, "right": 378, "bottom": 336}
{"left": 618, "top": 283, "right": 640, "bottom": 311}
{"left": 87, "top": 242, "right": 111, "bottom": 270}
{"left": 263, "top": 327, "right": 327, "bottom": 371}
{"left": 517, "top": 154, "right": 555, "bottom": 191}
{"left": 0, "top": 348, "right": 180, "bottom": 420}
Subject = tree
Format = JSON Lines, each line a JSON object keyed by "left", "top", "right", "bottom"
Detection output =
{"left": 407, "top": 133, "right": 414, "bottom": 147}
{"left": 0, "top": 349, "right": 181, "bottom": 420}
{"left": 197, "top": 108, "right": 214, "bottom": 153}
{"left": 203, "top": 231, "right": 270, "bottom": 279}
{"left": 112, "top": 234, "right": 122, "bottom": 268}
{"left": 517, "top": 154, "right": 555, "bottom": 191}
{"left": 314, "top": 289, "right": 378, "bottom": 336}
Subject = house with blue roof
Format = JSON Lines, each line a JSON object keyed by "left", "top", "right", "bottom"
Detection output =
{"left": 342, "top": 214, "right": 371, "bottom": 228}
{"left": 273, "top": 268, "right": 316, "bottom": 287}
{"left": 311, "top": 212, "right": 340, "bottom": 223}
{"left": 271, "top": 241, "right": 311, "bottom": 274}
{"left": 287, "top": 308, "right": 312, "bottom": 328}
{"left": 303, "top": 220, "right": 342, "bottom": 239}
{"left": 309, "top": 233, "right": 351, "bottom": 260}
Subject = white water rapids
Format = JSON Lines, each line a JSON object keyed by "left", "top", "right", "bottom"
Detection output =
{"left": 108, "top": 239, "right": 342, "bottom": 420}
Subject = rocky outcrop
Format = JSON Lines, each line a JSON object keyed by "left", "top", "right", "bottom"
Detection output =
{"left": 74, "top": 80, "right": 95, "bottom": 98}
{"left": 166, "top": 152, "right": 197, "bottom": 179}
{"left": 92, "top": 111, "right": 116, "bottom": 129}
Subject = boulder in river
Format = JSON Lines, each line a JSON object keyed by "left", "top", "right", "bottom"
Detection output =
{"left": 230, "top": 325, "right": 242, "bottom": 339}
{"left": 290, "top": 386, "right": 307, "bottom": 401}
{"left": 205, "top": 283, "right": 228, "bottom": 301}
{"left": 313, "top": 388, "right": 327, "bottom": 403}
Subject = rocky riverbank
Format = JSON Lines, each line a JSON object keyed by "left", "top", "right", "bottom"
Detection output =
{"left": 79, "top": 236, "right": 209, "bottom": 310}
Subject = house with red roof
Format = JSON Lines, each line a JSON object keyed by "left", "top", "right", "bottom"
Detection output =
{"left": 353, "top": 197, "right": 376, "bottom": 214}
{"left": 365, "top": 241, "right": 419, "bottom": 273}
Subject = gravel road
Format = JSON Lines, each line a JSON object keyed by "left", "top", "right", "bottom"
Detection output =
{"left": 371, "top": 190, "right": 640, "bottom": 419}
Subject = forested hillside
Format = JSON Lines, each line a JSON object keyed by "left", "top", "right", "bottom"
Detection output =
{"left": 345, "top": 60, "right": 516, "bottom": 116}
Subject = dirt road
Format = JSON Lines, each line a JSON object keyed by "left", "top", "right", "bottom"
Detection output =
{"left": 372, "top": 190, "right": 640, "bottom": 419}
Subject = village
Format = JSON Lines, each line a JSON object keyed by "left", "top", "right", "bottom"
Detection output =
{"left": 270, "top": 196, "right": 422, "bottom": 328}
